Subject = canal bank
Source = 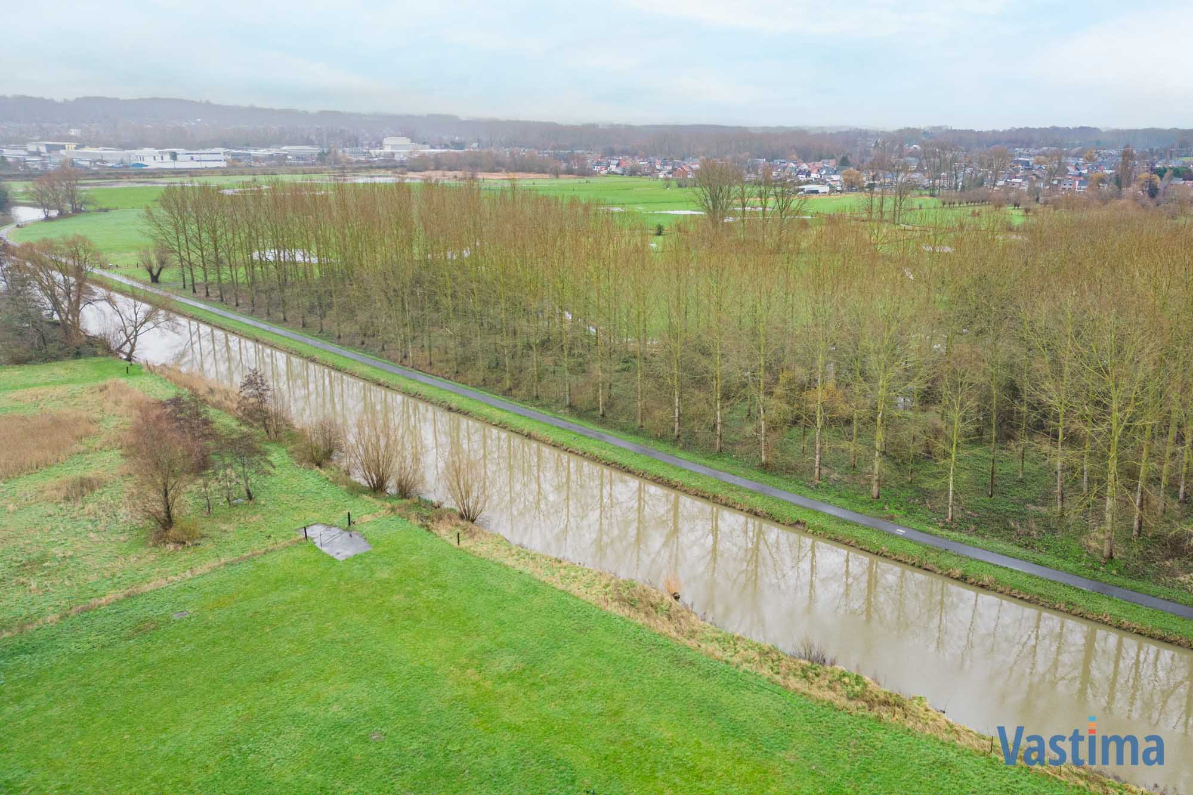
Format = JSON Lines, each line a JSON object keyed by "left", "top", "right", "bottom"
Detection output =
{"left": 92, "top": 269, "right": 1193, "bottom": 646}
{"left": 75, "top": 288, "right": 1193, "bottom": 793}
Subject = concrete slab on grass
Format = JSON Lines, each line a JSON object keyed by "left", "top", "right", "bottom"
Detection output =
{"left": 301, "top": 524, "right": 371, "bottom": 560}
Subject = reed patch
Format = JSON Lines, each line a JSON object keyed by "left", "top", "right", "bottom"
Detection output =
{"left": 0, "top": 410, "right": 97, "bottom": 479}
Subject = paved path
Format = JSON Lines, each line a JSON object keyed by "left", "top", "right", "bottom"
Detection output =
{"left": 95, "top": 270, "right": 1193, "bottom": 620}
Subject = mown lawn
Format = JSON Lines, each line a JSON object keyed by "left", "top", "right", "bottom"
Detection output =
{"left": 0, "top": 517, "right": 1088, "bottom": 794}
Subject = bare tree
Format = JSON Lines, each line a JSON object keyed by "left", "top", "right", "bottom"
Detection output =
{"left": 55, "top": 164, "right": 85, "bottom": 214}
{"left": 693, "top": 158, "right": 740, "bottom": 229}
{"left": 125, "top": 402, "right": 200, "bottom": 534}
{"left": 392, "top": 409, "right": 424, "bottom": 499}
{"left": 347, "top": 409, "right": 399, "bottom": 493}
{"left": 102, "top": 291, "right": 174, "bottom": 362}
{"left": 237, "top": 367, "right": 286, "bottom": 439}
{"left": 138, "top": 245, "right": 173, "bottom": 284}
{"left": 444, "top": 438, "right": 489, "bottom": 522}
{"left": 11, "top": 236, "right": 100, "bottom": 345}
{"left": 218, "top": 428, "right": 272, "bottom": 502}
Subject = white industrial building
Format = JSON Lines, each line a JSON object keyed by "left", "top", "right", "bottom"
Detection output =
{"left": 58, "top": 148, "right": 227, "bottom": 169}
{"left": 367, "top": 136, "right": 443, "bottom": 159}
{"left": 381, "top": 136, "right": 428, "bottom": 154}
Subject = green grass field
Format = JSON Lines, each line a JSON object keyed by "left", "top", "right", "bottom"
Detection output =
{"left": 0, "top": 357, "right": 1098, "bottom": 793}
{"left": 9, "top": 208, "right": 153, "bottom": 266}
{"left": 0, "top": 358, "right": 383, "bottom": 633}
{"left": 5, "top": 173, "right": 1019, "bottom": 250}
{"left": 0, "top": 529, "right": 1094, "bottom": 794}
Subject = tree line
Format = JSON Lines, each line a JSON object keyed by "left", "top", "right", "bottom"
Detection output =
{"left": 141, "top": 179, "right": 1193, "bottom": 564}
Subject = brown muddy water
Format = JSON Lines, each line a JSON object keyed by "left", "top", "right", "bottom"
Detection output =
{"left": 83, "top": 296, "right": 1193, "bottom": 792}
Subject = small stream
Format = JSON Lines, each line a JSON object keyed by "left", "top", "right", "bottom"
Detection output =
{"left": 83, "top": 295, "right": 1193, "bottom": 792}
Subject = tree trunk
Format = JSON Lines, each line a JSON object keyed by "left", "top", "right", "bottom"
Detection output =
{"left": 635, "top": 349, "right": 643, "bottom": 429}
{"left": 1132, "top": 426, "right": 1152, "bottom": 538}
{"left": 1103, "top": 473, "right": 1117, "bottom": 562}
{"left": 759, "top": 394, "right": 767, "bottom": 468}
{"left": 988, "top": 382, "right": 998, "bottom": 498}
{"left": 1055, "top": 407, "right": 1066, "bottom": 515}
{"left": 672, "top": 378, "right": 680, "bottom": 442}
{"left": 813, "top": 423, "right": 823, "bottom": 486}
{"left": 1158, "top": 405, "right": 1179, "bottom": 518}
{"left": 850, "top": 409, "right": 859, "bottom": 469}
{"left": 946, "top": 409, "right": 960, "bottom": 523}
{"left": 871, "top": 407, "right": 884, "bottom": 500}
{"left": 1179, "top": 423, "right": 1190, "bottom": 504}
{"left": 1082, "top": 434, "right": 1091, "bottom": 495}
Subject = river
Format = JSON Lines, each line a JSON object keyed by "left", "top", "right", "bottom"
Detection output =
{"left": 83, "top": 295, "right": 1193, "bottom": 792}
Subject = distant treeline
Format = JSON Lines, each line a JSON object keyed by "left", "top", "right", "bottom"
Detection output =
{"left": 4, "top": 95, "right": 1192, "bottom": 158}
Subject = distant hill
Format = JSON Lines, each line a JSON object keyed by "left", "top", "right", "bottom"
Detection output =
{"left": 2, "top": 95, "right": 1191, "bottom": 157}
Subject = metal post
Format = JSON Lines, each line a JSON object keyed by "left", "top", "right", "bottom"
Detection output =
{"left": 347, "top": 511, "right": 352, "bottom": 527}
{"left": 303, "top": 525, "right": 308, "bottom": 539}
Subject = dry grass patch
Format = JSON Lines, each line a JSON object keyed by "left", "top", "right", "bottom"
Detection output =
{"left": 0, "top": 410, "right": 97, "bottom": 479}
{"left": 93, "top": 379, "right": 153, "bottom": 418}
{"left": 42, "top": 473, "right": 110, "bottom": 503}
{"left": 147, "top": 364, "right": 239, "bottom": 415}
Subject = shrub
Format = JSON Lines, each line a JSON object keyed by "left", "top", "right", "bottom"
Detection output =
{"left": 796, "top": 636, "right": 836, "bottom": 667}
{"left": 163, "top": 516, "right": 202, "bottom": 546}
{"left": 662, "top": 572, "right": 682, "bottom": 601}
{"left": 347, "top": 411, "right": 398, "bottom": 493}
{"left": 392, "top": 428, "right": 424, "bottom": 499}
{"left": 297, "top": 417, "right": 341, "bottom": 468}
{"left": 444, "top": 442, "right": 489, "bottom": 523}
{"left": 46, "top": 474, "right": 106, "bottom": 503}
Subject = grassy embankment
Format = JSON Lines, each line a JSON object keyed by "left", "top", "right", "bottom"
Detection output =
{"left": 0, "top": 358, "right": 1117, "bottom": 793}
{"left": 0, "top": 358, "right": 383, "bottom": 634}
{"left": 94, "top": 274, "right": 1193, "bottom": 652}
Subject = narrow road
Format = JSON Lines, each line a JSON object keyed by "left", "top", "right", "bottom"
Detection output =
{"left": 91, "top": 269, "right": 1193, "bottom": 620}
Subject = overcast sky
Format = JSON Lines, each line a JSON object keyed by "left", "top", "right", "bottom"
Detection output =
{"left": 4, "top": 0, "right": 1191, "bottom": 129}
